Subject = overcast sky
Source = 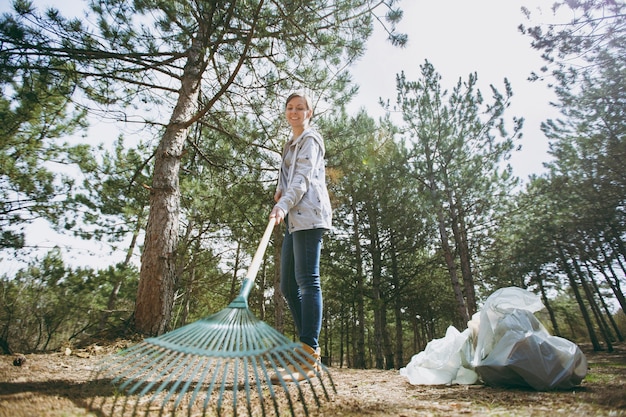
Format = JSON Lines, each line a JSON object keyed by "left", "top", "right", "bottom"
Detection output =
{"left": 348, "top": 0, "right": 566, "bottom": 180}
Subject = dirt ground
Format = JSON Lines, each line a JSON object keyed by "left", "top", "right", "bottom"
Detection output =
{"left": 0, "top": 342, "right": 625, "bottom": 417}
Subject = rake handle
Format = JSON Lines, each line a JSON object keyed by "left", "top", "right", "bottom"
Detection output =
{"left": 237, "top": 219, "right": 276, "bottom": 302}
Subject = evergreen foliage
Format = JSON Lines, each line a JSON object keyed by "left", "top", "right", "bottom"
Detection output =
{"left": 0, "top": 0, "right": 623, "bottom": 364}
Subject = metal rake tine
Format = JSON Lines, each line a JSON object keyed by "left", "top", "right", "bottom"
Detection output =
{"left": 110, "top": 343, "right": 177, "bottom": 389}
{"left": 110, "top": 347, "right": 162, "bottom": 389}
{"left": 157, "top": 322, "right": 205, "bottom": 345}
{"left": 215, "top": 359, "right": 231, "bottom": 416}
{"left": 239, "top": 357, "right": 251, "bottom": 417}
{"left": 147, "top": 351, "right": 195, "bottom": 398}
{"left": 200, "top": 356, "right": 226, "bottom": 415}
{"left": 168, "top": 355, "right": 209, "bottom": 411}
{"left": 213, "top": 311, "right": 251, "bottom": 357}
{"left": 281, "top": 345, "right": 330, "bottom": 415}
{"left": 284, "top": 356, "right": 313, "bottom": 417}
{"left": 152, "top": 321, "right": 229, "bottom": 357}
{"left": 249, "top": 354, "right": 271, "bottom": 417}
{"left": 184, "top": 355, "right": 218, "bottom": 416}
{"left": 106, "top": 342, "right": 161, "bottom": 384}
{"left": 259, "top": 353, "right": 286, "bottom": 417}
{"left": 146, "top": 351, "right": 205, "bottom": 411}
{"left": 244, "top": 326, "right": 281, "bottom": 417}
{"left": 267, "top": 351, "right": 305, "bottom": 417}
{"left": 164, "top": 324, "right": 219, "bottom": 353}
{"left": 318, "top": 362, "right": 337, "bottom": 397}
{"left": 241, "top": 322, "right": 270, "bottom": 417}
{"left": 232, "top": 356, "right": 240, "bottom": 416}
{"left": 127, "top": 350, "right": 187, "bottom": 397}
{"left": 288, "top": 348, "right": 326, "bottom": 407}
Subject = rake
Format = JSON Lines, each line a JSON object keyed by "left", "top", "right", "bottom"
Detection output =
{"left": 97, "top": 219, "right": 335, "bottom": 417}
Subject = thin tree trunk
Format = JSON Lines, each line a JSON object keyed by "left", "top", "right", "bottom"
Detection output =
{"left": 174, "top": 220, "right": 196, "bottom": 328}
{"left": 599, "top": 245, "right": 626, "bottom": 312}
{"left": 448, "top": 193, "right": 476, "bottom": 317}
{"left": 610, "top": 224, "right": 626, "bottom": 273}
{"left": 573, "top": 257, "right": 613, "bottom": 352}
{"left": 339, "top": 303, "right": 345, "bottom": 368}
{"left": 382, "top": 303, "right": 395, "bottom": 370}
{"left": 369, "top": 210, "right": 385, "bottom": 369}
{"left": 99, "top": 211, "right": 143, "bottom": 332}
{"left": 456, "top": 210, "right": 476, "bottom": 316}
{"left": 436, "top": 204, "right": 468, "bottom": 326}
{"left": 352, "top": 200, "right": 366, "bottom": 368}
{"left": 390, "top": 236, "right": 404, "bottom": 369}
{"left": 557, "top": 242, "right": 602, "bottom": 351}
{"left": 587, "top": 264, "right": 623, "bottom": 342}
{"left": 536, "top": 271, "right": 561, "bottom": 337}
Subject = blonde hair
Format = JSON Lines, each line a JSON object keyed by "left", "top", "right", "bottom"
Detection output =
{"left": 285, "top": 92, "right": 313, "bottom": 111}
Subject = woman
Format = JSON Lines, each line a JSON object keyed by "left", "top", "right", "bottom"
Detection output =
{"left": 269, "top": 92, "right": 332, "bottom": 382}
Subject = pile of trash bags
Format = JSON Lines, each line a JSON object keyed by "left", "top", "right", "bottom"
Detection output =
{"left": 400, "top": 287, "right": 588, "bottom": 390}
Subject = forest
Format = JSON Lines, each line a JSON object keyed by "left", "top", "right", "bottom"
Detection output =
{"left": 0, "top": 0, "right": 624, "bottom": 372}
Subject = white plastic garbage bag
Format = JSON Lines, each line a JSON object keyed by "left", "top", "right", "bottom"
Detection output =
{"left": 401, "top": 287, "right": 587, "bottom": 390}
{"left": 474, "top": 306, "right": 588, "bottom": 390}
{"left": 471, "top": 286, "right": 546, "bottom": 367}
{"left": 399, "top": 325, "right": 478, "bottom": 385}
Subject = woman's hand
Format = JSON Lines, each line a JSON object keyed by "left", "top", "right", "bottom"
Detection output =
{"left": 270, "top": 206, "right": 285, "bottom": 225}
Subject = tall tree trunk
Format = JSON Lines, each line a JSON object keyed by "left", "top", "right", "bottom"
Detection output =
{"left": 369, "top": 210, "right": 385, "bottom": 369}
{"left": 587, "top": 264, "right": 623, "bottom": 342}
{"left": 436, "top": 203, "right": 468, "bottom": 326}
{"left": 344, "top": 304, "right": 350, "bottom": 368}
{"left": 179, "top": 265, "right": 195, "bottom": 327}
{"left": 599, "top": 245, "right": 626, "bottom": 312}
{"left": 322, "top": 303, "right": 331, "bottom": 365}
{"left": 557, "top": 242, "right": 601, "bottom": 351}
{"left": 352, "top": 200, "right": 367, "bottom": 368}
{"left": 573, "top": 258, "right": 613, "bottom": 352}
{"left": 339, "top": 303, "right": 346, "bottom": 368}
{"left": 390, "top": 236, "right": 404, "bottom": 369}
{"left": 536, "top": 271, "right": 561, "bottom": 337}
{"left": 134, "top": 32, "right": 204, "bottom": 336}
{"left": 446, "top": 181, "right": 476, "bottom": 318}
{"left": 410, "top": 315, "right": 420, "bottom": 354}
{"left": 381, "top": 303, "right": 395, "bottom": 370}
{"left": 610, "top": 224, "right": 626, "bottom": 273}
{"left": 456, "top": 208, "right": 476, "bottom": 316}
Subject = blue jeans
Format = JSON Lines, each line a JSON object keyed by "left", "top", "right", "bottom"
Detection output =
{"left": 280, "top": 223, "right": 324, "bottom": 350}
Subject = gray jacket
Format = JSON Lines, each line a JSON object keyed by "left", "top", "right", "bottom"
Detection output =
{"left": 275, "top": 128, "right": 332, "bottom": 233}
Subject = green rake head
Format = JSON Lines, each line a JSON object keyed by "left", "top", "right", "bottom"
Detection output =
{"left": 94, "top": 221, "right": 335, "bottom": 416}
{"left": 97, "top": 300, "right": 335, "bottom": 417}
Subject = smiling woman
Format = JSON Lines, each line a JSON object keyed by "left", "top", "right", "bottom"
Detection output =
{"left": 284, "top": 93, "right": 314, "bottom": 137}
{"left": 269, "top": 91, "right": 333, "bottom": 383}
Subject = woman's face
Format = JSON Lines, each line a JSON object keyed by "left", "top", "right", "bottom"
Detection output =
{"left": 285, "top": 96, "right": 312, "bottom": 130}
